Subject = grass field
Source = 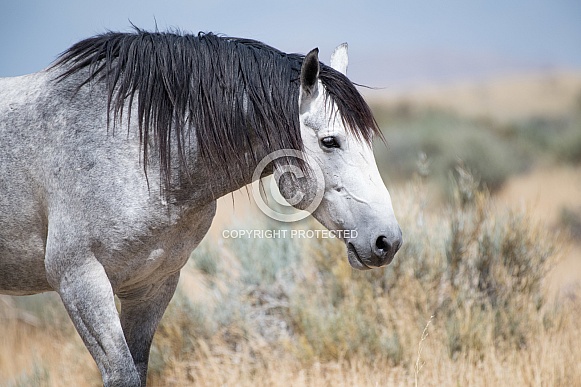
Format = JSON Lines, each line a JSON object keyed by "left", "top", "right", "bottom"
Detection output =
{"left": 1, "top": 71, "right": 581, "bottom": 386}
{"left": 2, "top": 176, "right": 580, "bottom": 386}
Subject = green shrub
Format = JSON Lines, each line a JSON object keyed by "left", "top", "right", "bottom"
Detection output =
{"left": 373, "top": 108, "right": 531, "bottom": 195}
{"left": 503, "top": 114, "right": 581, "bottom": 165}
{"left": 372, "top": 105, "right": 581, "bottom": 198}
{"left": 442, "top": 168, "right": 555, "bottom": 356}
{"left": 553, "top": 125, "right": 581, "bottom": 164}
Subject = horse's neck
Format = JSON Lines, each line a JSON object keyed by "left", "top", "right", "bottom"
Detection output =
{"left": 173, "top": 143, "right": 273, "bottom": 204}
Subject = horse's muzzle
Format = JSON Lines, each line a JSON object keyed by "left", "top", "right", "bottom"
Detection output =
{"left": 370, "top": 230, "right": 403, "bottom": 267}
{"left": 346, "top": 227, "right": 403, "bottom": 270}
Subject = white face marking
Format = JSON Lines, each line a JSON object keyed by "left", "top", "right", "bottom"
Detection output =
{"left": 299, "top": 86, "right": 397, "bottom": 233}
{"left": 290, "top": 44, "right": 402, "bottom": 269}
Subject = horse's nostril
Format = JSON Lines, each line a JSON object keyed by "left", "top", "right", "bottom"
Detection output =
{"left": 369, "top": 232, "right": 402, "bottom": 267}
{"left": 376, "top": 236, "right": 391, "bottom": 253}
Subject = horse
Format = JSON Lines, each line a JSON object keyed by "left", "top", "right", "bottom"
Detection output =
{"left": 0, "top": 29, "right": 402, "bottom": 386}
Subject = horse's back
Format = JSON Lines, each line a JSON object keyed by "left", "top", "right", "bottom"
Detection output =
{"left": 0, "top": 70, "right": 129, "bottom": 293}
{"left": 0, "top": 70, "right": 139, "bottom": 293}
{"left": 0, "top": 70, "right": 216, "bottom": 295}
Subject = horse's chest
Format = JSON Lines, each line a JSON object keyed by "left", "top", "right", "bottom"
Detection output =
{"left": 108, "top": 202, "right": 216, "bottom": 295}
{"left": 113, "top": 246, "right": 190, "bottom": 299}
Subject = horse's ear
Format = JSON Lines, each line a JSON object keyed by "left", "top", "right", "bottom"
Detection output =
{"left": 300, "top": 48, "right": 320, "bottom": 97}
{"left": 330, "top": 43, "right": 348, "bottom": 75}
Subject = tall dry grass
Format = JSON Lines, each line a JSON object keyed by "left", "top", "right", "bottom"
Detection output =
{"left": 146, "top": 169, "right": 581, "bottom": 386}
{"left": 2, "top": 168, "right": 579, "bottom": 386}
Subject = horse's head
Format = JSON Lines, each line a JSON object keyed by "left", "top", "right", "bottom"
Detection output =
{"left": 285, "top": 45, "right": 402, "bottom": 270}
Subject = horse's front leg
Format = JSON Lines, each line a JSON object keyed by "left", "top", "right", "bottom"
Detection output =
{"left": 119, "top": 272, "right": 180, "bottom": 386}
{"left": 45, "top": 246, "right": 140, "bottom": 386}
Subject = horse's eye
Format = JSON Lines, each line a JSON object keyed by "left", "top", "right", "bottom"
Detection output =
{"left": 321, "top": 136, "right": 340, "bottom": 149}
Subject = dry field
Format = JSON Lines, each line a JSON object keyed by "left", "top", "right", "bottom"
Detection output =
{"left": 497, "top": 165, "right": 581, "bottom": 294}
{"left": 2, "top": 70, "right": 581, "bottom": 386}
{"left": 365, "top": 70, "right": 581, "bottom": 122}
{"left": 2, "top": 178, "right": 581, "bottom": 386}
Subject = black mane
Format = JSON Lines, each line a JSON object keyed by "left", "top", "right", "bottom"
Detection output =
{"left": 52, "top": 29, "right": 380, "bottom": 190}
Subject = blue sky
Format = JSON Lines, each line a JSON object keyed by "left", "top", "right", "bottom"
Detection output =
{"left": 1, "top": 1, "right": 580, "bottom": 87}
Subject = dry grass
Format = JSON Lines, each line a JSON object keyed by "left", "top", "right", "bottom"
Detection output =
{"left": 365, "top": 70, "right": 581, "bottom": 122}
{"left": 2, "top": 173, "right": 580, "bottom": 387}
{"left": 146, "top": 326, "right": 581, "bottom": 387}
{"left": 498, "top": 165, "right": 581, "bottom": 226}
{"left": 2, "top": 72, "right": 581, "bottom": 386}
{"left": 497, "top": 164, "right": 581, "bottom": 294}
{"left": 0, "top": 308, "right": 100, "bottom": 386}
{"left": 3, "top": 309, "right": 580, "bottom": 386}
{"left": 147, "top": 288, "right": 581, "bottom": 387}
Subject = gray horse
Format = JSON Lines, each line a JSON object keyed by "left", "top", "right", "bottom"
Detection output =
{"left": 0, "top": 30, "right": 402, "bottom": 386}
